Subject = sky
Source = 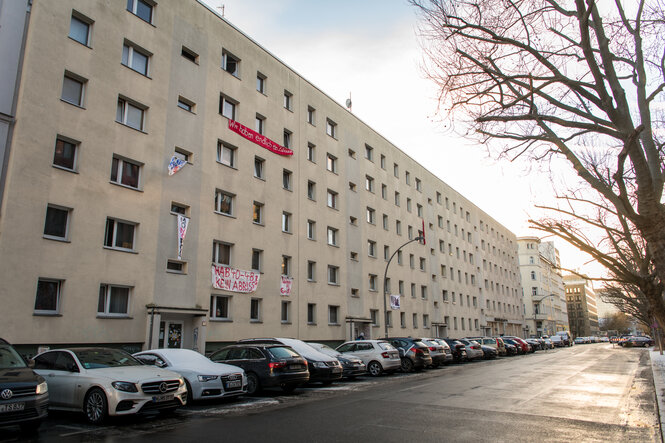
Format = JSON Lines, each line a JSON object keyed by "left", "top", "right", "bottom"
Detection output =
{"left": 200, "top": 0, "right": 603, "bottom": 278}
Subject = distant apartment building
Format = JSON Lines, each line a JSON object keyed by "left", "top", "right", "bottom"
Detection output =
{"left": 517, "top": 238, "right": 569, "bottom": 337}
{"left": 564, "top": 274, "right": 599, "bottom": 337}
{"left": 0, "top": 0, "right": 524, "bottom": 354}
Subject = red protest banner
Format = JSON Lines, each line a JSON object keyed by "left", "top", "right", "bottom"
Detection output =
{"left": 228, "top": 119, "right": 293, "bottom": 156}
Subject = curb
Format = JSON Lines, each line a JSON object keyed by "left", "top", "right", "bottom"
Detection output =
{"left": 649, "top": 349, "right": 665, "bottom": 443}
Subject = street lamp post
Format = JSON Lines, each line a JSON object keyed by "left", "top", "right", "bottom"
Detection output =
{"left": 383, "top": 236, "right": 424, "bottom": 338}
{"left": 532, "top": 294, "right": 557, "bottom": 337}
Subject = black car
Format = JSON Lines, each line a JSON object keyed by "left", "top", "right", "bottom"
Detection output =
{"left": 209, "top": 343, "right": 310, "bottom": 394}
{"left": 480, "top": 345, "right": 497, "bottom": 359}
{"left": 441, "top": 338, "right": 468, "bottom": 363}
{"left": 0, "top": 339, "right": 49, "bottom": 433}
{"left": 306, "top": 343, "right": 366, "bottom": 379}
{"left": 386, "top": 338, "right": 433, "bottom": 372}
{"left": 503, "top": 338, "right": 526, "bottom": 355}
{"left": 503, "top": 342, "right": 518, "bottom": 356}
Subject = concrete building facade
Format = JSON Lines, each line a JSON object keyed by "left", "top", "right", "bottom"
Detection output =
{"left": 0, "top": 0, "right": 524, "bottom": 354}
{"left": 564, "top": 274, "right": 599, "bottom": 338}
{"left": 518, "top": 237, "right": 569, "bottom": 337}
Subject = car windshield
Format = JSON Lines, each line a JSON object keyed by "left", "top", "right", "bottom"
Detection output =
{"left": 268, "top": 346, "right": 299, "bottom": 359}
{"left": 0, "top": 344, "right": 27, "bottom": 369}
{"left": 378, "top": 342, "right": 395, "bottom": 351}
{"left": 310, "top": 343, "right": 340, "bottom": 356}
{"left": 74, "top": 349, "right": 142, "bottom": 369}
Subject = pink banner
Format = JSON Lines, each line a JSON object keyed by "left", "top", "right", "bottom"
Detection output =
{"left": 212, "top": 264, "right": 260, "bottom": 293}
{"left": 228, "top": 120, "right": 293, "bottom": 156}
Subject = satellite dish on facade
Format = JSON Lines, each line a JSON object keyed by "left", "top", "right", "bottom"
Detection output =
{"left": 346, "top": 93, "right": 352, "bottom": 112}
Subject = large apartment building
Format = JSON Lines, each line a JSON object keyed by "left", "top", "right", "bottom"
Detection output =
{"left": 564, "top": 274, "right": 599, "bottom": 338}
{"left": 0, "top": 0, "right": 524, "bottom": 355}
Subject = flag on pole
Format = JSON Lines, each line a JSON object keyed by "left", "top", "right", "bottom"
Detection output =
{"left": 168, "top": 156, "right": 187, "bottom": 175}
{"left": 177, "top": 214, "right": 189, "bottom": 259}
{"left": 390, "top": 294, "right": 401, "bottom": 310}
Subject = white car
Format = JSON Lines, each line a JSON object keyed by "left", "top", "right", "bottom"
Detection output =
{"left": 133, "top": 349, "right": 247, "bottom": 401}
{"left": 33, "top": 347, "right": 187, "bottom": 424}
{"left": 335, "top": 340, "right": 401, "bottom": 376}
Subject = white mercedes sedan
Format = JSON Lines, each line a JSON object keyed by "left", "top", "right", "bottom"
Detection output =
{"left": 33, "top": 347, "right": 187, "bottom": 424}
{"left": 133, "top": 348, "right": 247, "bottom": 401}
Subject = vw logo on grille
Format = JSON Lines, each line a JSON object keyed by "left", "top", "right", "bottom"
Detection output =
{"left": 158, "top": 382, "right": 168, "bottom": 393}
{"left": 0, "top": 389, "right": 12, "bottom": 400}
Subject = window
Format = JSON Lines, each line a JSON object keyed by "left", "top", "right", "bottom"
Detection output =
{"left": 531, "top": 271, "right": 536, "bottom": 280}
{"left": 381, "top": 184, "right": 387, "bottom": 200}
{"left": 326, "top": 153, "right": 337, "bottom": 173}
{"left": 396, "top": 220, "right": 402, "bottom": 235}
{"left": 255, "top": 114, "right": 265, "bottom": 134}
{"left": 328, "top": 305, "right": 340, "bottom": 325}
{"left": 283, "top": 90, "right": 293, "bottom": 110}
{"left": 61, "top": 72, "right": 86, "bottom": 107}
{"left": 256, "top": 72, "right": 266, "bottom": 93}
{"left": 407, "top": 198, "right": 412, "bottom": 213}
{"left": 98, "top": 284, "right": 130, "bottom": 316}
{"left": 370, "top": 309, "right": 379, "bottom": 326}
{"left": 166, "top": 260, "right": 185, "bottom": 273}
{"left": 411, "top": 283, "right": 416, "bottom": 298}
{"left": 222, "top": 50, "right": 240, "bottom": 77}
{"left": 122, "top": 41, "right": 150, "bottom": 76}
{"left": 349, "top": 182, "right": 357, "bottom": 192}
{"left": 116, "top": 97, "right": 146, "bottom": 131}
{"left": 384, "top": 245, "right": 390, "bottom": 260}
{"left": 365, "top": 175, "right": 375, "bottom": 192}
{"left": 350, "top": 251, "right": 358, "bottom": 261}
{"left": 177, "top": 96, "right": 194, "bottom": 113}
{"left": 365, "top": 144, "right": 374, "bottom": 161}
{"left": 44, "top": 205, "right": 70, "bottom": 240}
{"left": 181, "top": 46, "right": 198, "bottom": 64}
{"left": 174, "top": 147, "right": 191, "bottom": 164}
{"left": 380, "top": 154, "right": 386, "bottom": 169}
{"left": 393, "top": 163, "right": 399, "bottom": 178}
{"left": 282, "top": 169, "right": 292, "bottom": 190}
{"left": 306, "top": 220, "right": 316, "bottom": 240}
{"left": 252, "top": 202, "right": 263, "bottom": 225}
{"left": 348, "top": 149, "right": 356, "bottom": 159}
{"left": 254, "top": 157, "right": 265, "bottom": 179}
{"left": 326, "top": 119, "right": 337, "bottom": 138}
{"left": 307, "top": 303, "right": 316, "bottom": 324}
{"left": 417, "top": 204, "right": 423, "bottom": 217}
{"left": 327, "top": 227, "right": 338, "bottom": 246}
{"left": 405, "top": 171, "right": 411, "bottom": 185}
{"left": 400, "top": 312, "right": 406, "bottom": 328}
{"left": 281, "top": 301, "right": 291, "bottom": 323}
{"left": 328, "top": 265, "right": 339, "bottom": 285}
{"left": 250, "top": 298, "right": 261, "bottom": 321}
{"left": 307, "top": 181, "right": 316, "bottom": 200}
{"left": 212, "top": 241, "right": 232, "bottom": 265}
{"left": 413, "top": 313, "right": 418, "bottom": 329}
{"left": 210, "top": 295, "right": 230, "bottom": 320}
{"left": 251, "top": 249, "right": 262, "bottom": 271}
{"left": 382, "top": 214, "right": 389, "bottom": 230}
{"left": 104, "top": 218, "right": 136, "bottom": 251}
{"left": 219, "top": 94, "right": 237, "bottom": 120}
{"left": 307, "top": 106, "right": 315, "bottom": 125}
{"left": 350, "top": 216, "right": 357, "bottom": 226}
{"left": 409, "top": 254, "right": 415, "bottom": 269}
{"left": 282, "top": 212, "right": 292, "bottom": 233}
{"left": 307, "top": 143, "right": 316, "bottom": 162}
{"left": 327, "top": 189, "right": 338, "bottom": 209}
{"left": 53, "top": 136, "right": 78, "bottom": 171}
{"left": 170, "top": 202, "right": 188, "bottom": 216}
{"left": 369, "top": 274, "right": 377, "bottom": 291}
{"left": 34, "top": 279, "right": 62, "bottom": 314}
{"left": 307, "top": 261, "right": 316, "bottom": 281}
{"left": 397, "top": 250, "right": 403, "bottom": 264}
{"left": 217, "top": 140, "right": 236, "bottom": 167}
{"left": 421, "top": 285, "right": 428, "bottom": 299}
{"left": 127, "top": 0, "right": 154, "bottom": 23}
{"left": 368, "top": 240, "right": 377, "bottom": 258}
{"left": 423, "top": 314, "right": 429, "bottom": 328}
{"left": 214, "top": 189, "right": 234, "bottom": 216}
{"left": 394, "top": 192, "right": 400, "bottom": 206}
{"left": 283, "top": 129, "right": 292, "bottom": 148}
{"left": 415, "top": 178, "right": 422, "bottom": 191}
{"left": 442, "top": 290, "right": 449, "bottom": 301}
{"left": 436, "top": 192, "right": 442, "bottom": 204}
{"left": 69, "top": 12, "right": 92, "bottom": 46}
{"left": 281, "top": 255, "right": 291, "bottom": 276}
{"left": 366, "top": 207, "right": 375, "bottom": 224}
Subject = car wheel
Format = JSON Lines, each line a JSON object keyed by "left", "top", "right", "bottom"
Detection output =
{"left": 367, "top": 361, "right": 383, "bottom": 377}
{"left": 281, "top": 383, "right": 298, "bottom": 393}
{"left": 400, "top": 357, "right": 414, "bottom": 373}
{"left": 84, "top": 388, "right": 108, "bottom": 425}
{"left": 246, "top": 373, "right": 260, "bottom": 396}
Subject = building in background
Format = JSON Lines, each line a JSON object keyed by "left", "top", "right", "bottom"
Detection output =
{"left": 518, "top": 237, "right": 568, "bottom": 337}
{"left": 0, "top": 0, "right": 524, "bottom": 355}
{"left": 564, "top": 274, "right": 599, "bottom": 338}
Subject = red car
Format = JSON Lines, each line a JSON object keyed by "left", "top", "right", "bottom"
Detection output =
{"left": 502, "top": 336, "right": 531, "bottom": 353}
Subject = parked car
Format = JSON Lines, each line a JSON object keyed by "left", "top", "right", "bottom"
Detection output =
{"left": 502, "top": 336, "right": 530, "bottom": 353}
{"left": 335, "top": 340, "right": 400, "bottom": 376}
{"left": 426, "top": 338, "right": 454, "bottom": 365}
{"left": 307, "top": 343, "right": 366, "bottom": 379}
{"left": 33, "top": 348, "right": 187, "bottom": 424}
{"left": 419, "top": 338, "right": 448, "bottom": 367}
{"left": 622, "top": 336, "right": 654, "bottom": 347}
{"left": 441, "top": 338, "right": 468, "bottom": 362}
{"left": 502, "top": 338, "right": 526, "bottom": 354}
{"left": 503, "top": 342, "right": 518, "bottom": 356}
{"left": 466, "top": 336, "right": 506, "bottom": 356}
{"left": 386, "top": 338, "right": 432, "bottom": 372}
{"left": 208, "top": 343, "right": 309, "bottom": 394}
{"left": 541, "top": 337, "right": 554, "bottom": 349}
{"left": 525, "top": 339, "right": 542, "bottom": 351}
{"left": 574, "top": 337, "right": 585, "bottom": 345}
{"left": 133, "top": 348, "right": 247, "bottom": 399}
{"left": 480, "top": 345, "right": 498, "bottom": 359}
{"left": 456, "top": 339, "right": 484, "bottom": 361}
{"left": 237, "top": 338, "right": 342, "bottom": 384}
{"left": 0, "top": 339, "right": 49, "bottom": 432}
{"left": 556, "top": 331, "right": 573, "bottom": 346}
{"left": 549, "top": 335, "right": 564, "bottom": 347}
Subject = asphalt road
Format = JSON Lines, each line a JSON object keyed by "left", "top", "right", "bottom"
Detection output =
{"left": 3, "top": 343, "right": 659, "bottom": 442}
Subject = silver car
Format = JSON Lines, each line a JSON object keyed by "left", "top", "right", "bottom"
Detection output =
{"left": 133, "top": 349, "right": 247, "bottom": 401}
{"left": 456, "top": 339, "right": 484, "bottom": 360}
{"left": 335, "top": 340, "right": 401, "bottom": 376}
{"left": 33, "top": 348, "right": 187, "bottom": 424}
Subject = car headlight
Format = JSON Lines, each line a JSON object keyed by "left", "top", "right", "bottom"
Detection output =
{"left": 36, "top": 381, "right": 48, "bottom": 395}
{"left": 312, "top": 361, "right": 327, "bottom": 368}
{"left": 112, "top": 381, "right": 138, "bottom": 392}
{"left": 197, "top": 375, "right": 218, "bottom": 382}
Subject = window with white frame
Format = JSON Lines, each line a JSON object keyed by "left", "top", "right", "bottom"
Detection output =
{"left": 307, "top": 181, "right": 316, "bottom": 200}
{"left": 365, "top": 144, "right": 374, "bottom": 161}
{"left": 34, "top": 278, "right": 62, "bottom": 314}
{"left": 307, "top": 142, "right": 316, "bottom": 162}
{"left": 326, "top": 153, "right": 337, "bottom": 173}
{"left": 369, "top": 274, "right": 377, "bottom": 291}
{"left": 127, "top": 0, "right": 154, "bottom": 23}
{"left": 328, "top": 305, "right": 340, "bottom": 324}
{"left": 283, "top": 90, "right": 293, "bottom": 110}
{"left": 104, "top": 218, "right": 136, "bottom": 251}
{"left": 282, "top": 212, "right": 292, "bottom": 233}
{"left": 415, "top": 178, "right": 422, "bottom": 191}
{"left": 210, "top": 295, "right": 230, "bottom": 320}
{"left": 283, "top": 129, "right": 292, "bottom": 148}
{"left": 365, "top": 175, "right": 374, "bottom": 193}
{"left": 222, "top": 50, "right": 240, "bottom": 77}
{"left": 384, "top": 245, "right": 390, "bottom": 260}
{"left": 219, "top": 94, "right": 237, "bottom": 120}
{"left": 326, "top": 119, "right": 337, "bottom": 138}
{"left": 281, "top": 300, "right": 291, "bottom": 323}
{"left": 110, "top": 155, "right": 141, "bottom": 190}
{"left": 252, "top": 202, "right": 263, "bottom": 225}
{"left": 282, "top": 169, "right": 292, "bottom": 190}
{"left": 281, "top": 255, "right": 291, "bottom": 276}
{"left": 116, "top": 97, "right": 146, "bottom": 131}
{"left": 396, "top": 220, "right": 402, "bottom": 235}
{"left": 43, "top": 205, "right": 71, "bottom": 240}
{"left": 394, "top": 191, "right": 400, "bottom": 206}
{"left": 53, "top": 136, "right": 78, "bottom": 171}
{"left": 366, "top": 207, "right": 375, "bottom": 224}
{"left": 307, "top": 106, "right": 315, "bottom": 125}
{"left": 217, "top": 140, "right": 236, "bottom": 167}
{"left": 307, "top": 261, "right": 316, "bottom": 281}
{"left": 181, "top": 46, "right": 198, "bottom": 64}
{"left": 122, "top": 41, "right": 150, "bottom": 76}
{"left": 306, "top": 219, "right": 316, "bottom": 240}
{"left": 69, "top": 12, "right": 92, "bottom": 46}
{"left": 327, "top": 227, "right": 338, "bottom": 246}
{"left": 381, "top": 184, "right": 387, "bottom": 200}
{"left": 61, "top": 72, "right": 86, "bottom": 107}
{"left": 368, "top": 240, "right": 376, "bottom": 257}
{"left": 380, "top": 154, "right": 386, "bottom": 169}
{"left": 382, "top": 214, "right": 389, "bottom": 230}
{"left": 328, "top": 265, "right": 339, "bottom": 285}
{"left": 256, "top": 72, "right": 266, "bottom": 93}
{"left": 98, "top": 284, "right": 130, "bottom": 316}
{"left": 327, "top": 189, "right": 338, "bottom": 209}
{"left": 212, "top": 241, "right": 232, "bottom": 265}
{"left": 255, "top": 114, "right": 265, "bottom": 134}
{"left": 214, "top": 189, "right": 234, "bottom": 216}
{"left": 254, "top": 156, "right": 265, "bottom": 179}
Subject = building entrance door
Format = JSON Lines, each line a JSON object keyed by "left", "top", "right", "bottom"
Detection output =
{"left": 159, "top": 321, "right": 183, "bottom": 348}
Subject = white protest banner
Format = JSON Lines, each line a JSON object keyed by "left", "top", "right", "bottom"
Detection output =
{"left": 212, "top": 264, "right": 260, "bottom": 293}
{"left": 390, "top": 294, "right": 401, "bottom": 310}
{"left": 168, "top": 156, "right": 187, "bottom": 175}
{"left": 280, "top": 276, "right": 293, "bottom": 296}
{"left": 176, "top": 214, "right": 189, "bottom": 260}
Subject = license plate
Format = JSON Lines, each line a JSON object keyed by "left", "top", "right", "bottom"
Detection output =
{"left": 225, "top": 380, "right": 242, "bottom": 389}
{"left": 152, "top": 394, "right": 174, "bottom": 403}
{"left": 332, "top": 367, "right": 342, "bottom": 373}
{"left": 0, "top": 402, "right": 25, "bottom": 413}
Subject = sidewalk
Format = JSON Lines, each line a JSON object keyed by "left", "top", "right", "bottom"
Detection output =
{"left": 650, "top": 349, "right": 665, "bottom": 442}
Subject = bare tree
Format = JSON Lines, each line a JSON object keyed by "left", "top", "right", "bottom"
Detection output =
{"left": 410, "top": 0, "right": 665, "bottom": 316}
{"left": 600, "top": 283, "right": 652, "bottom": 327}
{"left": 599, "top": 311, "right": 632, "bottom": 333}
